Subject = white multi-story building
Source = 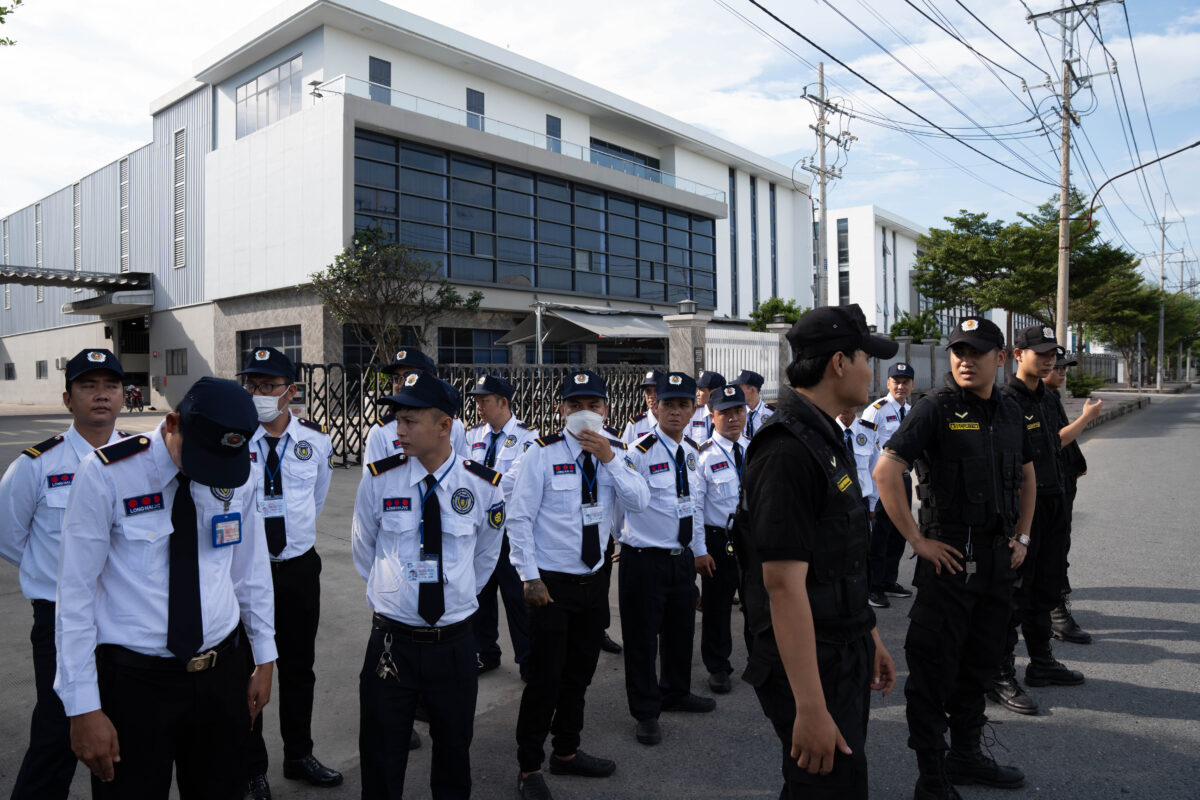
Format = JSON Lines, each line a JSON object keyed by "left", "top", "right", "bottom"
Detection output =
{"left": 0, "top": 0, "right": 813, "bottom": 407}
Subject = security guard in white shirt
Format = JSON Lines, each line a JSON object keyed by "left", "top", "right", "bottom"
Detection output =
{"left": 730, "top": 370, "right": 774, "bottom": 438}
{"left": 837, "top": 407, "right": 881, "bottom": 514}
{"left": 55, "top": 376, "right": 277, "bottom": 797}
{"left": 0, "top": 348, "right": 128, "bottom": 800}
{"left": 238, "top": 347, "right": 340, "bottom": 797}
{"left": 364, "top": 348, "right": 468, "bottom": 466}
{"left": 619, "top": 371, "right": 714, "bottom": 748}
{"left": 464, "top": 374, "right": 539, "bottom": 678}
{"left": 352, "top": 371, "right": 505, "bottom": 799}
{"left": 689, "top": 370, "right": 726, "bottom": 441}
{"left": 506, "top": 370, "right": 649, "bottom": 800}
{"left": 695, "top": 383, "right": 749, "bottom": 696}
{"left": 862, "top": 362, "right": 915, "bottom": 608}
{"left": 620, "top": 369, "right": 663, "bottom": 445}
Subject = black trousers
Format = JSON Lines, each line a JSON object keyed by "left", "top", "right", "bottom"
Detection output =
{"left": 700, "top": 527, "right": 740, "bottom": 676}
{"left": 473, "top": 534, "right": 531, "bottom": 672}
{"left": 358, "top": 621, "right": 477, "bottom": 799}
{"left": 515, "top": 570, "right": 609, "bottom": 772}
{"left": 904, "top": 534, "right": 1016, "bottom": 751}
{"left": 11, "top": 600, "right": 77, "bottom": 800}
{"left": 1062, "top": 476, "right": 1078, "bottom": 596}
{"left": 617, "top": 546, "right": 696, "bottom": 720}
{"left": 1006, "top": 494, "right": 1068, "bottom": 654}
{"left": 869, "top": 473, "right": 911, "bottom": 592}
{"left": 744, "top": 630, "right": 874, "bottom": 799}
{"left": 247, "top": 547, "right": 322, "bottom": 775}
{"left": 92, "top": 631, "right": 250, "bottom": 799}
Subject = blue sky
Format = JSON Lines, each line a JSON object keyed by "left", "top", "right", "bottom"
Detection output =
{"left": 1, "top": 0, "right": 1196, "bottom": 289}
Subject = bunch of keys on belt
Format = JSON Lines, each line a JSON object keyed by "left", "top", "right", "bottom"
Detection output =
{"left": 376, "top": 633, "right": 398, "bottom": 680}
{"left": 963, "top": 537, "right": 977, "bottom": 584}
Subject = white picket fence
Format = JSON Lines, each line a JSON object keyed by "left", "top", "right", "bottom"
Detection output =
{"left": 704, "top": 328, "right": 783, "bottom": 401}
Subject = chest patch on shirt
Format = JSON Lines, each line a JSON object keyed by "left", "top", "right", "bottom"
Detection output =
{"left": 472, "top": 442, "right": 487, "bottom": 450}
{"left": 294, "top": 440, "right": 313, "bottom": 460}
{"left": 553, "top": 463, "right": 576, "bottom": 475}
{"left": 886, "top": 415, "right": 898, "bottom": 422}
{"left": 504, "top": 434, "right": 517, "bottom": 448}
{"left": 1026, "top": 421, "right": 1041, "bottom": 430}
{"left": 710, "top": 460, "right": 729, "bottom": 473}
{"left": 451, "top": 488, "right": 475, "bottom": 514}
{"left": 47, "top": 473, "right": 74, "bottom": 488}
{"left": 949, "top": 422, "right": 981, "bottom": 431}
{"left": 383, "top": 497, "right": 412, "bottom": 512}
{"left": 856, "top": 433, "right": 868, "bottom": 446}
{"left": 124, "top": 494, "right": 164, "bottom": 515}
{"left": 649, "top": 462, "right": 671, "bottom": 475}
{"left": 211, "top": 486, "right": 235, "bottom": 503}
{"left": 686, "top": 453, "right": 697, "bottom": 471}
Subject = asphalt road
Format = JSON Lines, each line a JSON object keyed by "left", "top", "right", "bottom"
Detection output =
{"left": 0, "top": 392, "right": 1196, "bottom": 799}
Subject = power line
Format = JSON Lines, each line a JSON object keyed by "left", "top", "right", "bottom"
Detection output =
{"left": 953, "top": 0, "right": 1051, "bottom": 77}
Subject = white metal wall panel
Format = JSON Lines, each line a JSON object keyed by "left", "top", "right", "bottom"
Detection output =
{"left": 82, "top": 161, "right": 122, "bottom": 274}
{"left": 704, "top": 328, "right": 782, "bottom": 401}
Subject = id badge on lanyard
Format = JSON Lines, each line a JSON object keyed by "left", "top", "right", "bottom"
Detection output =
{"left": 212, "top": 513, "right": 243, "bottom": 547}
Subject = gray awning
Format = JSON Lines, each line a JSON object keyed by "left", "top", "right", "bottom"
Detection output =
{"left": 1, "top": 266, "right": 151, "bottom": 290}
{"left": 497, "top": 306, "right": 668, "bottom": 345}
{"left": 61, "top": 290, "right": 154, "bottom": 317}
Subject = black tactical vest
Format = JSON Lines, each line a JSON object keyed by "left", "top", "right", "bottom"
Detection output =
{"left": 733, "top": 396, "right": 872, "bottom": 642}
{"left": 1049, "top": 389, "right": 1088, "bottom": 479}
{"left": 1000, "top": 376, "right": 1064, "bottom": 495}
{"left": 912, "top": 381, "right": 1025, "bottom": 538}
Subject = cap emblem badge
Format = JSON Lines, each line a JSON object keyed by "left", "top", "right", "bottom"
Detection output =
{"left": 1042, "top": 327, "right": 1055, "bottom": 339}
{"left": 961, "top": 320, "right": 979, "bottom": 331}
{"left": 86, "top": 351, "right": 106, "bottom": 363}
{"left": 220, "top": 432, "right": 246, "bottom": 448}
{"left": 668, "top": 375, "right": 683, "bottom": 385}
{"left": 254, "top": 349, "right": 270, "bottom": 361}
{"left": 404, "top": 373, "right": 420, "bottom": 387}
{"left": 723, "top": 386, "right": 736, "bottom": 396}
{"left": 573, "top": 374, "right": 589, "bottom": 385}
{"left": 897, "top": 364, "right": 907, "bottom": 371}
{"left": 395, "top": 350, "right": 407, "bottom": 361}
{"left": 645, "top": 370, "right": 654, "bottom": 379}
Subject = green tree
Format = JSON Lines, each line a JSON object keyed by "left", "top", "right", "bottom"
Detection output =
{"left": 749, "top": 297, "right": 808, "bottom": 332}
{"left": 890, "top": 310, "right": 942, "bottom": 340}
{"left": 0, "top": 0, "right": 24, "bottom": 46}
{"left": 310, "top": 227, "right": 482, "bottom": 366}
{"left": 1081, "top": 275, "right": 1160, "bottom": 384}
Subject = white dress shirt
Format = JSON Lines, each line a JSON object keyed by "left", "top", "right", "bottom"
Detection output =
{"left": 838, "top": 417, "right": 880, "bottom": 507}
{"left": 0, "top": 425, "right": 126, "bottom": 601}
{"left": 464, "top": 415, "right": 539, "bottom": 492}
{"left": 351, "top": 451, "right": 504, "bottom": 627}
{"left": 744, "top": 399, "right": 775, "bottom": 438}
{"left": 697, "top": 431, "right": 749, "bottom": 529}
{"left": 620, "top": 410, "right": 657, "bottom": 445}
{"left": 55, "top": 423, "right": 277, "bottom": 717}
{"left": 688, "top": 406, "right": 713, "bottom": 442}
{"left": 619, "top": 426, "right": 707, "bottom": 555}
{"left": 505, "top": 430, "right": 649, "bottom": 581}
{"left": 861, "top": 393, "right": 910, "bottom": 450}
{"left": 249, "top": 413, "right": 334, "bottom": 561}
{"left": 364, "top": 414, "right": 469, "bottom": 470}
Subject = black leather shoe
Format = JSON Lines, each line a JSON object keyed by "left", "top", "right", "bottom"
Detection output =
{"left": 477, "top": 653, "right": 501, "bottom": 674}
{"left": 1051, "top": 601, "right": 1093, "bottom": 644}
{"left": 662, "top": 693, "right": 716, "bottom": 713}
{"left": 987, "top": 675, "right": 1039, "bottom": 715}
{"left": 708, "top": 671, "right": 732, "bottom": 694}
{"left": 868, "top": 591, "right": 890, "bottom": 608}
{"left": 1026, "top": 657, "right": 1085, "bottom": 686}
{"left": 914, "top": 775, "right": 964, "bottom": 799}
{"left": 414, "top": 698, "right": 429, "bottom": 722}
{"left": 518, "top": 772, "right": 554, "bottom": 800}
{"left": 282, "top": 755, "right": 343, "bottom": 788}
{"left": 600, "top": 632, "right": 622, "bottom": 654}
{"left": 944, "top": 750, "right": 1025, "bottom": 788}
{"left": 885, "top": 582, "right": 914, "bottom": 598}
{"left": 635, "top": 718, "right": 661, "bottom": 745}
{"left": 549, "top": 749, "right": 616, "bottom": 778}
{"left": 409, "top": 729, "right": 422, "bottom": 750}
{"left": 247, "top": 774, "right": 272, "bottom": 800}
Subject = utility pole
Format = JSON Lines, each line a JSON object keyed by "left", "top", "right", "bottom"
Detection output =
{"left": 1146, "top": 214, "right": 1178, "bottom": 389}
{"left": 801, "top": 63, "right": 855, "bottom": 307}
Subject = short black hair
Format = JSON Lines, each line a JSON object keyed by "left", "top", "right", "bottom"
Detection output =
{"left": 786, "top": 349, "right": 858, "bottom": 389}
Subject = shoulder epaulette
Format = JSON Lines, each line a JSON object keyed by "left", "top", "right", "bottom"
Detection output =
{"left": 607, "top": 438, "right": 627, "bottom": 450}
{"left": 872, "top": 399, "right": 887, "bottom": 409}
{"left": 765, "top": 403, "right": 776, "bottom": 411}
{"left": 516, "top": 421, "right": 534, "bottom": 431}
{"left": 635, "top": 434, "right": 658, "bottom": 453}
{"left": 698, "top": 440, "right": 714, "bottom": 452}
{"left": 22, "top": 434, "right": 64, "bottom": 459}
{"left": 95, "top": 435, "right": 152, "bottom": 465}
{"left": 463, "top": 459, "right": 501, "bottom": 486}
{"left": 375, "top": 410, "right": 396, "bottom": 427}
{"left": 536, "top": 433, "right": 565, "bottom": 447}
{"left": 859, "top": 419, "right": 877, "bottom": 430}
{"left": 684, "top": 436, "right": 700, "bottom": 449}
{"left": 367, "top": 453, "right": 407, "bottom": 476}
{"left": 468, "top": 422, "right": 487, "bottom": 432}
{"left": 603, "top": 424, "right": 621, "bottom": 438}
{"left": 630, "top": 411, "right": 648, "bottom": 423}
{"left": 117, "top": 430, "right": 133, "bottom": 439}
{"left": 296, "top": 417, "right": 327, "bottom": 434}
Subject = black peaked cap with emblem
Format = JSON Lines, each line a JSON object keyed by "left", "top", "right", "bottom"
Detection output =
{"left": 1013, "top": 323, "right": 1059, "bottom": 354}
{"left": 946, "top": 316, "right": 1005, "bottom": 352}
{"left": 729, "top": 369, "right": 765, "bottom": 389}
{"left": 888, "top": 362, "right": 915, "bottom": 379}
{"left": 656, "top": 371, "right": 697, "bottom": 402}
{"left": 560, "top": 370, "right": 607, "bottom": 400}
{"left": 696, "top": 370, "right": 726, "bottom": 390}
{"left": 786, "top": 304, "right": 898, "bottom": 360}
{"left": 1055, "top": 346, "right": 1078, "bottom": 368}
{"left": 381, "top": 371, "right": 460, "bottom": 417}
{"left": 382, "top": 347, "right": 437, "bottom": 376}
{"left": 466, "top": 374, "right": 514, "bottom": 401}
{"left": 178, "top": 377, "right": 257, "bottom": 488}
{"left": 639, "top": 369, "right": 665, "bottom": 388}
{"left": 237, "top": 345, "right": 296, "bottom": 381}
{"left": 709, "top": 383, "right": 747, "bottom": 411}
{"left": 65, "top": 348, "right": 125, "bottom": 386}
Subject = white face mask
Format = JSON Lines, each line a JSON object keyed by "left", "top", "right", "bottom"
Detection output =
{"left": 565, "top": 409, "right": 604, "bottom": 437}
{"left": 253, "top": 393, "right": 285, "bottom": 424}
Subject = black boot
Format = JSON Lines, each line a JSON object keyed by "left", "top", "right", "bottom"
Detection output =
{"left": 1026, "top": 641, "right": 1085, "bottom": 687}
{"left": 945, "top": 727, "right": 1025, "bottom": 789}
{"left": 913, "top": 750, "right": 963, "bottom": 800}
{"left": 987, "top": 655, "right": 1038, "bottom": 715}
{"left": 1051, "top": 598, "right": 1093, "bottom": 644}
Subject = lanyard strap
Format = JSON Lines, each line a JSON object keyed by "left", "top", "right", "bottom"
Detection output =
{"left": 258, "top": 434, "right": 288, "bottom": 493}
{"left": 655, "top": 433, "right": 687, "bottom": 498}
{"left": 417, "top": 460, "right": 456, "bottom": 550}
{"left": 710, "top": 436, "right": 743, "bottom": 481}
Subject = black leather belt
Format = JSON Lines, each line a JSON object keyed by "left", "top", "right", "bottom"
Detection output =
{"left": 97, "top": 628, "right": 239, "bottom": 674}
{"left": 704, "top": 525, "right": 729, "bottom": 537}
{"left": 621, "top": 544, "right": 689, "bottom": 556}
{"left": 541, "top": 569, "right": 605, "bottom": 584}
{"left": 270, "top": 546, "right": 316, "bottom": 568}
{"left": 372, "top": 612, "right": 473, "bottom": 643}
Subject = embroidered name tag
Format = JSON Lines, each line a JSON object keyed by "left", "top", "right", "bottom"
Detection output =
{"left": 886, "top": 415, "right": 898, "bottom": 422}
{"left": 648, "top": 462, "right": 671, "bottom": 474}
{"left": 124, "top": 494, "right": 164, "bottom": 515}
{"left": 836, "top": 473, "right": 854, "bottom": 492}
{"left": 471, "top": 442, "right": 487, "bottom": 450}
{"left": 710, "top": 461, "right": 730, "bottom": 472}
{"left": 553, "top": 463, "right": 576, "bottom": 475}
{"left": 47, "top": 473, "right": 74, "bottom": 488}
{"left": 949, "top": 422, "right": 981, "bottom": 431}
{"left": 1026, "top": 422, "right": 1041, "bottom": 430}
{"left": 383, "top": 497, "right": 412, "bottom": 512}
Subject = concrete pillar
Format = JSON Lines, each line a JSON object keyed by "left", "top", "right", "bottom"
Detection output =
{"left": 664, "top": 305, "right": 713, "bottom": 375}
{"left": 921, "top": 339, "right": 940, "bottom": 394}
{"left": 766, "top": 322, "right": 791, "bottom": 399}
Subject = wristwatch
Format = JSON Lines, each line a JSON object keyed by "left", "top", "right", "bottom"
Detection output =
{"left": 1016, "top": 534, "right": 1031, "bottom": 546}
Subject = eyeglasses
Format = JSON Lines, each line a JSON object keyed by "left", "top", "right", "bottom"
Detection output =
{"left": 1052, "top": 366, "right": 1068, "bottom": 374}
{"left": 243, "top": 381, "right": 289, "bottom": 395}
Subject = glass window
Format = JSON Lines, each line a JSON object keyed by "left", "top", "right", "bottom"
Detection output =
{"left": 239, "top": 326, "right": 301, "bottom": 372}
{"left": 355, "top": 215, "right": 397, "bottom": 239}
{"left": 666, "top": 247, "right": 687, "bottom": 267}
{"left": 3, "top": 363, "right": 14, "bottom": 380}
{"left": 451, "top": 204, "right": 492, "bottom": 231}
{"left": 355, "top": 187, "right": 398, "bottom": 216}
{"left": 400, "top": 222, "right": 446, "bottom": 251}
{"left": 545, "top": 115, "right": 562, "bottom": 154}
{"left": 577, "top": 273, "right": 605, "bottom": 295}
{"left": 451, "top": 179, "right": 492, "bottom": 207}
{"left": 538, "top": 267, "right": 572, "bottom": 290}
{"left": 640, "top": 242, "right": 663, "bottom": 263}
{"left": 401, "top": 168, "right": 446, "bottom": 198}
{"left": 451, "top": 156, "right": 491, "bottom": 184}
{"left": 609, "top": 195, "right": 637, "bottom": 216}
{"left": 356, "top": 159, "right": 397, "bottom": 189}
{"left": 466, "top": 89, "right": 485, "bottom": 131}
{"left": 525, "top": 343, "right": 582, "bottom": 364}
{"left": 609, "top": 256, "right": 637, "bottom": 277}
{"left": 35, "top": 360, "right": 48, "bottom": 380}
{"left": 499, "top": 262, "right": 535, "bottom": 287}
{"left": 497, "top": 213, "right": 533, "bottom": 239}
{"left": 692, "top": 234, "right": 714, "bottom": 254}
{"left": 574, "top": 251, "right": 591, "bottom": 272}
{"left": 575, "top": 207, "right": 605, "bottom": 231}
{"left": 538, "top": 244, "right": 572, "bottom": 268}
{"left": 497, "top": 189, "right": 534, "bottom": 215}
{"left": 369, "top": 56, "right": 391, "bottom": 104}
{"left": 538, "top": 221, "right": 572, "bottom": 245}
{"left": 497, "top": 237, "right": 533, "bottom": 263}
{"left": 358, "top": 133, "right": 398, "bottom": 163}
{"left": 451, "top": 229, "right": 472, "bottom": 254}
{"left": 638, "top": 202, "right": 664, "bottom": 223}
{"left": 473, "top": 233, "right": 494, "bottom": 257}
{"left": 608, "top": 214, "right": 636, "bottom": 237}
{"left": 537, "top": 198, "right": 571, "bottom": 224}
{"left": 638, "top": 281, "right": 665, "bottom": 301}
{"left": 402, "top": 196, "right": 447, "bottom": 225}
{"left": 166, "top": 348, "right": 188, "bottom": 376}
{"left": 401, "top": 145, "right": 446, "bottom": 172}
{"left": 237, "top": 55, "right": 303, "bottom": 138}
{"left": 609, "top": 236, "right": 637, "bottom": 258}
{"left": 666, "top": 210, "right": 689, "bottom": 230}
{"left": 638, "top": 221, "right": 663, "bottom": 241}
{"left": 666, "top": 227, "right": 689, "bottom": 248}
{"left": 451, "top": 255, "right": 495, "bottom": 283}
{"left": 692, "top": 252, "right": 714, "bottom": 271}
{"left": 575, "top": 228, "right": 604, "bottom": 252}
{"left": 497, "top": 167, "right": 535, "bottom": 193}
{"left": 691, "top": 217, "right": 714, "bottom": 236}
{"left": 574, "top": 187, "right": 604, "bottom": 209}
{"left": 439, "top": 327, "right": 507, "bottom": 364}
{"left": 536, "top": 176, "right": 570, "bottom": 201}
{"left": 609, "top": 277, "right": 637, "bottom": 298}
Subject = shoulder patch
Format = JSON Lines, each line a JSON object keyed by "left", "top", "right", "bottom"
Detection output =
{"left": 635, "top": 434, "right": 659, "bottom": 453}
{"left": 698, "top": 440, "right": 714, "bottom": 452}
{"left": 765, "top": 403, "right": 776, "bottom": 411}
{"left": 536, "top": 433, "right": 565, "bottom": 447}
{"left": 22, "top": 434, "right": 64, "bottom": 459}
{"left": 607, "top": 438, "right": 628, "bottom": 450}
{"left": 96, "top": 435, "right": 152, "bottom": 465}
{"left": 859, "top": 419, "right": 877, "bottom": 430}
{"left": 296, "top": 417, "right": 327, "bottom": 434}
{"left": 516, "top": 420, "right": 534, "bottom": 430}
{"left": 603, "top": 424, "right": 621, "bottom": 438}
{"left": 375, "top": 410, "right": 396, "bottom": 427}
{"left": 367, "top": 453, "right": 408, "bottom": 476}
{"left": 463, "top": 459, "right": 502, "bottom": 486}
{"left": 683, "top": 436, "right": 700, "bottom": 450}
{"left": 631, "top": 411, "right": 648, "bottom": 423}
{"left": 872, "top": 399, "right": 887, "bottom": 409}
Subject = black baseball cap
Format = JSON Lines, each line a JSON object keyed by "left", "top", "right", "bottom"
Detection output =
{"left": 946, "top": 316, "right": 1005, "bottom": 352}
{"left": 65, "top": 348, "right": 124, "bottom": 386}
{"left": 466, "top": 374, "right": 514, "bottom": 401}
{"left": 381, "top": 371, "right": 460, "bottom": 417}
{"left": 1013, "top": 324, "right": 1059, "bottom": 354}
{"left": 1055, "top": 346, "right": 1078, "bottom": 368}
{"left": 236, "top": 346, "right": 295, "bottom": 381}
{"left": 709, "top": 383, "right": 747, "bottom": 412}
{"left": 656, "top": 371, "right": 697, "bottom": 402}
{"left": 178, "top": 377, "right": 258, "bottom": 488}
{"left": 888, "top": 362, "right": 915, "bottom": 379}
{"left": 786, "top": 305, "right": 899, "bottom": 360}
{"left": 561, "top": 370, "right": 608, "bottom": 400}
{"left": 639, "top": 369, "right": 665, "bottom": 389}
{"left": 729, "top": 369, "right": 765, "bottom": 390}
{"left": 696, "top": 370, "right": 727, "bottom": 390}
{"left": 382, "top": 347, "right": 437, "bottom": 375}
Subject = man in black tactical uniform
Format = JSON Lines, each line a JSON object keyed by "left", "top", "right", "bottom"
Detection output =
{"left": 738, "top": 304, "right": 898, "bottom": 799}
{"left": 875, "top": 316, "right": 1037, "bottom": 799}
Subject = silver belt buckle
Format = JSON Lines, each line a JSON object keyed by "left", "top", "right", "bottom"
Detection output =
{"left": 186, "top": 649, "right": 218, "bottom": 673}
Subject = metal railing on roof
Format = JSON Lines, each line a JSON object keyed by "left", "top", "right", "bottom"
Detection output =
{"left": 314, "top": 75, "right": 726, "bottom": 204}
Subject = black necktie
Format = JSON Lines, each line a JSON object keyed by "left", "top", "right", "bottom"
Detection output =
{"left": 899, "top": 405, "right": 906, "bottom": 421}
{"left": 263, "top": 436, "right": 286, "bottom": 557}
{"left": 167, "top": 474, "right": 203, "bottom": 662}
{"left": 733, "top": 441, "right": 744, "bottom": 475}
{"left": 418, "top": 474, "right": 445, "bottom": 626}
{"left": 844, "top": 428, "right": 855, "bottom": 460}
{"left": 580, "top": 453, "right": 600, "bottom": 569}
{"left": 484, "top": 431, "right": 499, "bottom": 469}
{"left": 674, "top": 445, "right": 692, "bottom": 547}
{"left": 747, "top": 410, "right": 756, "bottom": 438}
